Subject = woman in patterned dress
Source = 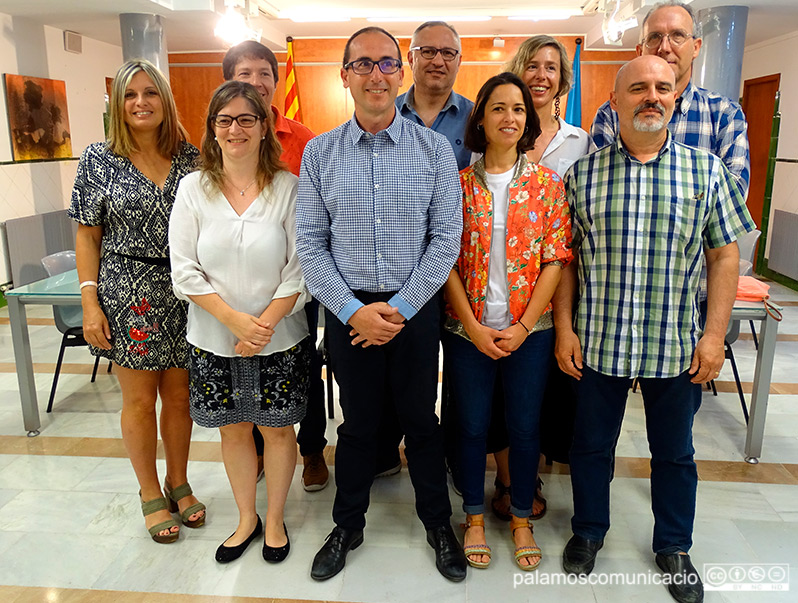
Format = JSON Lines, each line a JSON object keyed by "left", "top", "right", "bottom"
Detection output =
{"left": 70, "top": 59, "right": 205, "bottom": 544}
{"left": 442, "top": 73, "right": 572, "bottom": 570}
{"left": 169, "top": 81, "right": 310, "bottom": 564}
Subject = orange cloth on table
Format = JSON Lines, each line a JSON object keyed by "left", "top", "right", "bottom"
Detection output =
{"left": 272, "top": 105, "right": 315, "bottom": 177}
{"left": 449, "top": 156, "right": 573, "bottom": 325}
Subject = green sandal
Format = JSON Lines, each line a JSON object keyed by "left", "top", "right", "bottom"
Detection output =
{"left": 140, "top": 492, "right": 180, "bottom": 544}
{"left": 164, "top": 480, "right": 206, "bottom": 528}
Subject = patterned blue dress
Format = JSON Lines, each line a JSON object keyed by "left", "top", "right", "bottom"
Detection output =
{"left": 69, "top": 141, "right": 198, "bottom": 370}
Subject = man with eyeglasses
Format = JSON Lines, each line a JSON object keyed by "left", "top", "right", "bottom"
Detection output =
{"left": 221, "top": 41, "right": 330, "bottom": 494}
{"left": 396, "top": 21, "right": 474, "bottom": 171}
{"left": 591, "top": 1, "right": 750, "bottom": 198}
{"left": 296, "top": 26, "right": 466, "bottom": 583}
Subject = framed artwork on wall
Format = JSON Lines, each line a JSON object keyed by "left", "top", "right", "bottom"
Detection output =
{"left": 3, "top": 74, "right": 73, "bottom": 161}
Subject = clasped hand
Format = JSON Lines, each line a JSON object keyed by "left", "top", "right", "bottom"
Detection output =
{"left": 228, "top": 311, "right": 274, "bottom": 357}
{"left": 348, "top": 302, "right": 405, "bottom": 347}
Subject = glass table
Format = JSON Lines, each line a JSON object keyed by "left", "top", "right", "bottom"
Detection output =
{"left": 6, "top": 269, "right": 81, "bottom": 436}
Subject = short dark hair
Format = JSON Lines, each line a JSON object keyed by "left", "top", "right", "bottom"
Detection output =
{"left": 411, "top": 21, "right": 461, "bottom": 50}
{"left": 464, "top": 72, "right": 541, "bottom": 155}
{"left": 343, "top": 26, "right": 402, "bottom": 67}
{"left": 222, "top": 40, "right": 280, "bottom": 85}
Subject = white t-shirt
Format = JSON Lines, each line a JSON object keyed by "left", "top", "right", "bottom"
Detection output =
{"left": 481, "top": 163, "right": 516, "bottom": 330}
{"left": 169, "top": 170, "right": 309, "bottom": 357}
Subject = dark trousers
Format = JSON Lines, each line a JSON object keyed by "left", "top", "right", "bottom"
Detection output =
{"left": 327, "top": 291, "right": 452, "bottom": 530}
{"left": 570, "top": 365, "right": 701, "bottom": 554}
{"left": 253, "top": 299, "right": 327, "bottom": 456}
{"left": 443, "top": 328, "right": 553, "bottom": 517}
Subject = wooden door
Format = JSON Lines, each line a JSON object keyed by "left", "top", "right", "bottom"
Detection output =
{"left": 741, "top": 73, "right": 780, "bottom": 230}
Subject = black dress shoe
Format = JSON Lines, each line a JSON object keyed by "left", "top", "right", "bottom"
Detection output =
{"left": 562, "top": 534, "right": 603, "bottom": 575}
{"left": 310, "top": 526, "right": 364, "bottom": 581}
{"left": 655, "top": 553, "right": 704, "bottom": 603}
{"left": 262, "top": 522, "right": 290, "bottom": 563}
{"left": 215, "top": 515, "right": 262, "bottom": 563}
{"left": 426, "top": 524, "right": 467, "bottom": 582}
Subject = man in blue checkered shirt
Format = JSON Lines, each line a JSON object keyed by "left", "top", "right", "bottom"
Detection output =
{"left": 555, "top": 55, "right": 754, "bottom": 603}
{"left": 296, "top": 26, "right": 466, "bottom": 583}
{"left": 591, "top": 1, "right": 750, "bottom": 199}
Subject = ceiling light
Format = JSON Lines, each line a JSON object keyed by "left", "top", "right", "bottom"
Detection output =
{"left": 367, "top": 16, "right": 492, "bottom": 23}
{"left": 508, "top": 9, "right": 582, "bottom": 21}
{"left": 493, "top": 36, "right": 505, "bottom": 48}
{"left": 602, "top": 0, "right": 638, "bottom": 45}
{"left": 215, "top": 5, "right": 261, "bottom": 45}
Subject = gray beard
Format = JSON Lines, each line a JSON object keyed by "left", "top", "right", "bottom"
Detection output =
{"left": 633, "top": 115, "right": 666, "bottom": 132}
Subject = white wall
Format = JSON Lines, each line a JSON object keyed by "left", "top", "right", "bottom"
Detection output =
{"left": 741, "top": 29, "right": 798, "bottom": 260}
{"left": 0, "top": 14, "right": 122, "bottom": 283}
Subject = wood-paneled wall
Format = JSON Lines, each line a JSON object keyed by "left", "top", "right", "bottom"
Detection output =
{"left": 169, "top": 37, "right": 636, "bottom": 146}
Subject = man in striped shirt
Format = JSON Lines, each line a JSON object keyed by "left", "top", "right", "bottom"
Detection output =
{"left": 590, "top": 1, "right": 750, "bottom": 199}
{"left": 556, "top": 56, "right": 754, "bottom": 603}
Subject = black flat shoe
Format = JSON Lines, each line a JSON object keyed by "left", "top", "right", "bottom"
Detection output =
{"left": 262, "top": 522, "right": 290, "bottom": 563}
{"left": 310, "top": 526, "right": 364, "bottom": 581}
{"left": 655, "top": 553, "right": 704, "bottom": 603}
{"left": 215, "top": 515, "right": 262, "bottom": 563}
{"left": 426, "top": 524, "right": 467, "bottom": 582}
{"left": 562, "top": 534, "right": 603, "bottom": 575}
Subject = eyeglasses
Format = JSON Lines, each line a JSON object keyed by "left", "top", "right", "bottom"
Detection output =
{"left": 344, "top": 58, "right": 402, "bottom": 76}
{"left": 410, "top": 46, "right": 460, "bottom": 62}
{"left": 210, "top": 113, "right": 261, "bottom": 128}
{"left": 642, "top": 30, "right": 694, "bottom": 49}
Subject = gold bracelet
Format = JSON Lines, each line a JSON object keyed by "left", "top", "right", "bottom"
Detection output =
{"left": 517, "top": 320, "right": 530, "bottom": 334}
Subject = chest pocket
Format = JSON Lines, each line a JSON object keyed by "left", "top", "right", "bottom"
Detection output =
{"left": 397, "top": 171, "right": 435, "bottom": 216}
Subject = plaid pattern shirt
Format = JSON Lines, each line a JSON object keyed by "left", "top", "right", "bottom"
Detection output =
{"left": 565, "top": 134, "right": 755, "bottom": 379}
{"left": 590, "top": 82, "right": 750, "bottom": 198}
{"left": 296, "top": 111, "right": 463, "bottom": 325}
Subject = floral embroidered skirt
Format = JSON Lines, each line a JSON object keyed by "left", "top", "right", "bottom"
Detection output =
{"left": 94, "top": 252, "right": 188, "bottom": 371}
{"left": 188, "top": 337, "right": 311, "bottom": 429}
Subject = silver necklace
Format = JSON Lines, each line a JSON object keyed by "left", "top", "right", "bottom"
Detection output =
{"left": 235, "top": 179, "right": 257, "bottom": 196}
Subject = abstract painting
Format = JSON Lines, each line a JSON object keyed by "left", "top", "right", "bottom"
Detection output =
{"left": 4, "top": 74, "right": 72, "bottom": 161}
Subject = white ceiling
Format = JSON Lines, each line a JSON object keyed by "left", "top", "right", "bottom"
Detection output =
{"left": 0, "top": 0, "right": 796, "bottom": 53}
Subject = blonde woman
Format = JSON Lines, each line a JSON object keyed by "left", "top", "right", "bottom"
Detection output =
{"left": 70, "top": 59, "right": 205, "bottom": 544}
{"left": 170, "top": 81, "right": 310, "bottom": 564}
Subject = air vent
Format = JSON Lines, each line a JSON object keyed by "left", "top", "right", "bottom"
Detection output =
{"left": 64, "top": 30, "right": 82, "bottom": 54}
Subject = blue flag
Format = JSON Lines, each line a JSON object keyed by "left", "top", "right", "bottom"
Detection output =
{"left": 565, "top": 40, "right": 582, "bottom": 127}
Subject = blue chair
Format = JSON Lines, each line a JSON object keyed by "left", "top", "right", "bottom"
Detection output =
{"left": 41, "top": 251, "right": 111, "bottom": 413}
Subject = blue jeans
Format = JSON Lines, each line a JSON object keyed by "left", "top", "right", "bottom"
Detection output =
{"left": 442, "top": 328, "right": 554, "bottom": 517}
{"left": 570, "top": 365, "right": 701, "bottom": 554}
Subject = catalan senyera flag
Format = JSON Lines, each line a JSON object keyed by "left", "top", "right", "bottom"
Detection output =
{"left": 284, "top": 37, "right": 302, "bottom": 122}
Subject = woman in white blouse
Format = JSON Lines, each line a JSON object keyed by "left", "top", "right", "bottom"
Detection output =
{"left": 170, "top": 81, "right": 310, "bottom": 564}
{"left": 505, "top": 35, "right": 595, "bottom": 176}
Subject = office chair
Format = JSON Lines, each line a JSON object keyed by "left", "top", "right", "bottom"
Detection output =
{"left": 41, "top": 251, "right": 111, "bottom": 413}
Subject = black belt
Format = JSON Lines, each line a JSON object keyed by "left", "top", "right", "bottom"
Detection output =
{"left": 109, "top": 251, "right": 171, "bottom": 268}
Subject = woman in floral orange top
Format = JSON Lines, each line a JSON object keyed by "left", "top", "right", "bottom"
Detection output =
{"left": 442, "top": 72, "right": 572, "bottom": 571}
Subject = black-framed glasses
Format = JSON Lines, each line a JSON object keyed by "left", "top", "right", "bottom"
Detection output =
{"left": 410, "top": 46, "right": 460, "bottom": 62}
{"left": 210, "top": 113, "right": 261, "bottom": 128}
{"left": 344, "top": 58, "right": 402, "bottom": 75}
{"left": 642, "top": 30, "right": 694, "bottom": 49}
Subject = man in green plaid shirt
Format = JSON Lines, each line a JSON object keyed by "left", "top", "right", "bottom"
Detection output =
{"left": 555, "top": 55, "right": 754, "bottom": 603}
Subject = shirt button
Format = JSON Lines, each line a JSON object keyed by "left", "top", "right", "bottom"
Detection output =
{"left": 374, "top": 184, "right": 380, "bottom": 189}
{"left": 379, "top": 284, "right": 385, "bottom": 290}
{"left": 377, "top": 253, "right": 383, "bottom": 259}
{"left": 373, "top": 152, "right": 378, "bottom": 157}
{"left": 376, "top": 218, "right": 382, "bottom": 224}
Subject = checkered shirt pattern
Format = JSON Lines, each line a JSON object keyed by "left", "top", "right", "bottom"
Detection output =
{"left": 296, "top": 112, "right": 463, "bottom": 325}
{"left": 565, "top": 134, "right": 755, "bottom": 379}
{"left": 590, "top": 82, "right": 751, "bottom": 198}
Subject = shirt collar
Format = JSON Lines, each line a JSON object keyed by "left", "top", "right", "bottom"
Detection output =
{"left": 348, "top": 108, "right": 403, "bottom": 145}
{"left": 675, "top": 81, "right": 698, "bottom": 116}
{"left": 615, "top": 129, "right": 673, "bottom": 163}
{"left": 401, "top": 85, "right": 462, "bottom": 114}
{"left": 271, "top": 106, "right": 291, "bottom": 135}
{"left": 556, "top": 117, "right": 584, "bottom": 140}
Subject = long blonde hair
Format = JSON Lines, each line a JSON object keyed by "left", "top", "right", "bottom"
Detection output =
{"left": 200, "top": 81, "right": 284, "bottom": 194}
{"left": 107, "top": 59, "right": 187, "bottom": 157}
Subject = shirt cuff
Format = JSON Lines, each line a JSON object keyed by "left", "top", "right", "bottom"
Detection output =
{"left": 337, "top": 298, "right": 365, "bottom": 325}
{"left": 388, "top": 294, "right": 417, "bottom": 321}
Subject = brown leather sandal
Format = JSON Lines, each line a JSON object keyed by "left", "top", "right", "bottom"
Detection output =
{"left": 510, "top": 515, "right": 541, "bottom": 571}
{"left": 140, "top": 491, "right": 179, "bottom": 544}
{"left": 490, "top": 477, "right": 512, "bottom": 521}
{"left": 460, "top": 514, "right": 491, "bottom": 569}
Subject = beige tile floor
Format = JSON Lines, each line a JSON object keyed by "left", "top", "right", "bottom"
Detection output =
{"left": 1, "top": 282, "right": 797, "bottom": 602}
